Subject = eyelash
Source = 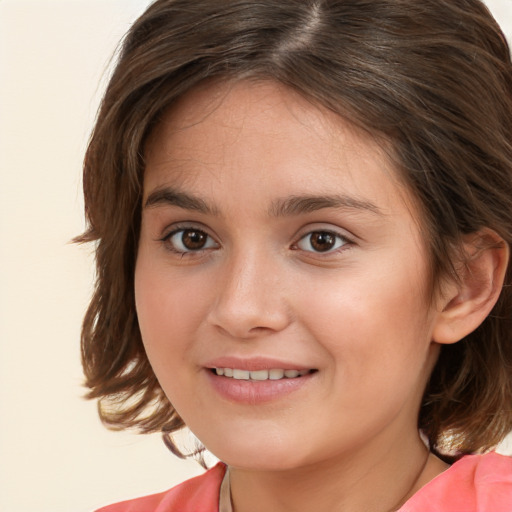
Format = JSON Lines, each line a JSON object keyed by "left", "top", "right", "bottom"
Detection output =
{"left": 161, "top": 226, "right": 219, "bottom": 256}
{"left": 160, "top": 226, "right": 352, "bottom": 256}
{"left": 294, "top": 230, "right": 351, "bottom": 254}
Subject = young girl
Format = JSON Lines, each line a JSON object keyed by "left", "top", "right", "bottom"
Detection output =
{"left": 78, "top": 0, "right": 512, "bottom": 510}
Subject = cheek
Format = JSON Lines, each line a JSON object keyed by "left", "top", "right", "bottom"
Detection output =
{"left": 299, "top": 271, "right": 436, "bottom": 429}
{"left": 295, "top": 261, "right": 434, "bottom": 371}
{"left": 134, "top": 255, "right": 206, "bottom": 411}
{"left": 134, "top": 252, "right": 203, "bottom": 369}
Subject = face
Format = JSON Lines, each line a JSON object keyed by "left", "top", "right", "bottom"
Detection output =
{"left": 135, "top": 80, "right": 443, "bottom": 471}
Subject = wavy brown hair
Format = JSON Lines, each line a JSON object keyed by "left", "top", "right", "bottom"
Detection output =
{"left": 77, "top": 0, "right": 512, "bottom": 462}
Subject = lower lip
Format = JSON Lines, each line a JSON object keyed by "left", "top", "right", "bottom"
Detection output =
{"left": 205, "top": 370, "right": 314, "bottom": 404}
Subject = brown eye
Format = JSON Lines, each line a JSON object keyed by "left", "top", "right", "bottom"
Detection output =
{"left": 310, "top": 232, "right": 335, "bottom": 252}
{"left": 182, "top": 230, "right": 207, "bottom": 250}
{"left": 167, "top": 228, "right": 217, "bottom": 253}
{"left": 296, "top": 231, "right": 347, "bottom": 253}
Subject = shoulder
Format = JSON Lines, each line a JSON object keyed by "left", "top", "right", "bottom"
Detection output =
{"left": 95, "top": 462, "right": 227, "bottom": 512}
{"left": 402, "top": 452, "right": 512, "bottom": 512}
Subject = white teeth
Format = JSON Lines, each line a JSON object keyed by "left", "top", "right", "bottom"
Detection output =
{"left": 232, "top": 369, "right": 250, "bottom": 380}
{"left": 215, "top": 368, "right": 311, "bottom": 380}
{"left": 250, "top": 370, "right": 269, "bottom": 381}
{"left": 269, "top": 369, "right": 285, "bottom": 380}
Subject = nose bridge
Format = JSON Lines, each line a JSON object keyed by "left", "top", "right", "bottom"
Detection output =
{"left": 209, "top": 244, "right": 290, "bottom": 338}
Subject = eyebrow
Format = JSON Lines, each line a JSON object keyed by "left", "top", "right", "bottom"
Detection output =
{"left": 269, "top": 194, "right": 382, "bottom": 217}
{"left": 144, "top": 186, "right": 382, "bottom": 218}
{"left": 144, "top": 187, "right": 219, "bottom": 215}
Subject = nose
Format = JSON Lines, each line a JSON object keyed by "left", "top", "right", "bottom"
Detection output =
{"left": 207, "top": 248, "right": 291, "bottom": 339}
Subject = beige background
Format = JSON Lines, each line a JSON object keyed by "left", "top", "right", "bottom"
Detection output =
{"left": 0, "top": 1, "right": 511, "bottom": 511}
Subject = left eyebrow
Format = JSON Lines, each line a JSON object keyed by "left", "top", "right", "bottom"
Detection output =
{"left": 269, "top": 194, "right": 382, "bottom": 217}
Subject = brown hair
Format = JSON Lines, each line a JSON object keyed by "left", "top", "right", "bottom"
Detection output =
{"left": 77, "top": 0, "right": 512, "bottom": 462}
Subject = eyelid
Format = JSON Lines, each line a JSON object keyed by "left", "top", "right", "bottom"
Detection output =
{"left": 292, "top": 225, "right": 355, "bottom": 254}
{"left": 160, "top": 221, "right": 215, "bottom": 240}
{"left": 159, "top": 222, "right": 220, "bottom": 255}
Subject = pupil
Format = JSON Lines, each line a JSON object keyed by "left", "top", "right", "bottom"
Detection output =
{"left": 311, "top": 232, "right": 335, "bottom": 252}
{"left": 182, "top": 230, "right": 206, "bottom": 250}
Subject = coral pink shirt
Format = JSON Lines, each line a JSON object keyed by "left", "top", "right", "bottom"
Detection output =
{"left": 96, "top": 452, "right": 512, "bottom": 512}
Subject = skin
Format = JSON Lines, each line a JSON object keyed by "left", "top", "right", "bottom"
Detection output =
{"left": 135, "top": 80, "right": 454, "bottom": 511}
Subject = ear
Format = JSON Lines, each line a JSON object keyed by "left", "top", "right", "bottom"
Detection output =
{"left": 432, "top": 229, "right": 509, "bottom": 345}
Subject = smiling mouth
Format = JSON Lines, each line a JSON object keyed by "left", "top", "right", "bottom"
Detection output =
{"left": 211, "top": 368, "right": 317, "bottom": 381}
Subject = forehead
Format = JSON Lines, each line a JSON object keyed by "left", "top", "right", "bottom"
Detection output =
{"left": 143, "top": 79, "right": 417, "bottom": 219}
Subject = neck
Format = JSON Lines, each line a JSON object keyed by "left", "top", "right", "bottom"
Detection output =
{"left": 228, "top": 431, "right": 447, "bottom": 512}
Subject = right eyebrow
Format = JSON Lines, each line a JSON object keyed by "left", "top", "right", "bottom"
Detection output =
{"left": 143, "top": 186, "right": 219, "bottom": 216}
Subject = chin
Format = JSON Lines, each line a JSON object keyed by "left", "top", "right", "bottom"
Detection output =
{"left": 204, "top": 436, "right": 313, "bottom": 472}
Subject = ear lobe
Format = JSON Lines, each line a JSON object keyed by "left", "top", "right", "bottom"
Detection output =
{"left": 432, "top": 229, "right": 509, "bottom": 345}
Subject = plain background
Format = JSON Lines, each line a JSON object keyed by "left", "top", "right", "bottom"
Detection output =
{"left": 0, "top": 1, "right": 511, "bottom": 511}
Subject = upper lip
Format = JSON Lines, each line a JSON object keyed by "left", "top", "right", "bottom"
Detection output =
{"left": 204, "top": 356, "right": 315, "bottom": 372}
